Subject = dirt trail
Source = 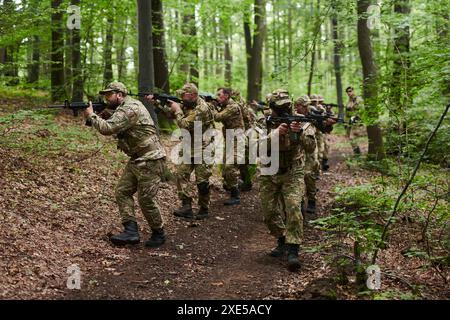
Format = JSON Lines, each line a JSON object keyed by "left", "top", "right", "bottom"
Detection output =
{"left": 61, "top": 136, "right": 351, "bottom": 300}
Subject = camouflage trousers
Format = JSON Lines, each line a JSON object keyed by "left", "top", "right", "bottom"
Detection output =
{"left": 223, "top": 164, "right": 240, "bottom": 189}
{"left": 323, "top": 134, "right": 330, "bottom": 160}
{"left": 115, "top": 158, "right": 165, "bottom": 229}
{"left": 346, "top": 125, "right": 359, "bottom": 149}
{"left": 316, "top": 131, "right": 325, "bottom": 162}
{"left": 304, "top": 152, "right": 319, "bottom": 201}
{"left": 239, "top": 145, "right": 256, "bottom": 186}
{"left": 176, "top": 160, "right": 212, "bottom": 209}
{"left": 222, "top": 146, "right": 241, "bottom": 189}
{"left": 259, "top": 162, "right": 305, "bottom": 245}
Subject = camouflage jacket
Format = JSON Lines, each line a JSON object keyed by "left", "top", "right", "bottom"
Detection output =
{"left": 214, "top": 98, "right": 245, "bottom": 131}
{"left": 346, "top": 95, "right": 363, "bottom": 121}
{"left": 174, "top": 96, "right": 215, "bottom": 154}
{"left": 88, "top": 96, "right": 166, "bottom": 161}
{"left": 257, "top": 111, "right": 316, "bottom": 172}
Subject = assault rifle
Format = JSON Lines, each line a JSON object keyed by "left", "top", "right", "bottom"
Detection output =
{"left": 129, "top": 92, "right": 182, "bottom": 105}
{"left": 266, "top": 111, "right": 352, "bottom": 134}
{"left": 47, "top": 100, "right": 108, "bottom": 116}
{"left": 322, "top": 102, "right": 344, "bottom": 109}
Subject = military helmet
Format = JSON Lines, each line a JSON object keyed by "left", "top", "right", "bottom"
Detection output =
{"left": 295, "top": 95, "right": 311, "bottom": 106}
{"left": 99, "top": 81, "right": 128, "bottom": 95}
{"left": 318, "top": 94, "right": 324, "bottom": 102}
{"left": 270, "top": 89, "right": 291, "bottom": 107}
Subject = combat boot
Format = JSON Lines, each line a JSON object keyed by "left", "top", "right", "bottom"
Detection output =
{"left": 322, "top": 158, "right": 330, "bottom": 171}
{"left": 196, "top": 207, "right": 209, "bottom": 220}
{"left": 110, "top": 220, "right": 140, "bottom": 246}
{"left": 224, "top": 187, "right": 240, "bottom": 206}
{"left": 287, "top": 244, "right": 301, "bottom": 272}
{"left": 173, "top": 199, "right": 194, "bottom": 219}
{"left": 269, "top": 236, "right": 286, "bottom": 257}
{"left": 145, "top": 228, "right": 166, "bottom": 248}
{"left": 306, "top": 199, "right": 316, "bottom": 214}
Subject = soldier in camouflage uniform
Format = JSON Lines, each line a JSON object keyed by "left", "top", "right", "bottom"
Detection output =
{"left": 318, "top": 94, "right": 336, "bottom": 171}
{"left": 258, "top": 89, "right": 316, "bottom": 271}
{"left": 231, "top": 89, "right": 256, "bottom": 192}
{"left": 84, "top": 82, "right": 167, "bottom": 247}
{"left": 294, "top": 95, "right": 319, "bottom": 216}
{"left": 166, "top": 83, "right": 215, "bottom": 220}
{"left": 214, "top": 87, "right": 245, "bottom": 205}
{"left": 310, "top": 94, "right": 326, "bottom": 167}
{"left": 345, "top": 86, "right": 364, "bottom": 155}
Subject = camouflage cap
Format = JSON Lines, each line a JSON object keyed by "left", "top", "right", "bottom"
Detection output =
{"left": 309, "top": 94, "right": 319, "bottom": 102}
{"left": 99, "top": 81, "right": 128, "bottom": 95}
{"left": 176, "top": 83, "right": 199, "bottom": 96}
{"left": 295, "top": 95, "right": 311, "bottom": 106}
{"left": 270, "top": 89, "right": 291, "bottom": 106}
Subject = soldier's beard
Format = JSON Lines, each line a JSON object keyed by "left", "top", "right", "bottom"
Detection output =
{"left": 107, "top": 97, "right": 120, "bottom": 109}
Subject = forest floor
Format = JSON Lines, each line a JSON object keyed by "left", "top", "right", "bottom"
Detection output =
{"left": 0, "top": 101, "right": 448, "bottom": 300}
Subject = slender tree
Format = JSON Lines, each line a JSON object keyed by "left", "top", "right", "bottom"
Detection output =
{"left": 103, "top": 15, "right": 114, "bottom": 87}
{"left": 331, "top": 0, "right": 344, "bottom": 117}
{"left": 71, "top": 0, "right": 83, "bottom": 102}
{"left": 51, "top": 0, "right": 65, "bottom": 102}
{"left": 357, "top": 0, "right": 385, "bottom": 159}
{"left": 137, "top": 0, "right": 158, "bottom": 127}
{"left": 152, "top": 0, "right": 170, "bottom": 93}
{"left": 244, "top": 0, "right": 266, "bottom": 101}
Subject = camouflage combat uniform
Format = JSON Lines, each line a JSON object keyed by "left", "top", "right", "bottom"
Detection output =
{"left": 258, "top": 90, "right": 316, "bottom": 271}
{"left": 295, "top": 95, "right": 320, "bottom": 214}
{"left": 214, "top": 97, "right": 245, "bottom": 190}
{"left": 88, "top": 84, "right": 167, "bottom": 232}
{"left": 346, "top": 94, "right": 364, "bottom": 153}
{"left": 174, "top": 85, "right": 215, "bottom": 211}
{"left": 231, "top": 90, "right": 257, "bottom": 190}
{"left": 310, "top": 94, "right": 326, "bottom": 164}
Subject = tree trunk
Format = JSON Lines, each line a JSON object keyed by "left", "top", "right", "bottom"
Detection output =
{"left": 223, "top": 19, "right": 232, "bottom": 87}
{"left": 152, "top": 0, "right": 170, "bottom": 93}
{"left": 391, "top": 0, "right": 411, "bottom": 131}
{"left": 103, "top": 16, "right": 114, "bottom": 87}
{"left": 357, "top": 0, "right": 385, "bottom": 160}
{"left": 137, "top": 0, "right": 158, "bottom": 128}
{"left": 331, "top": 0, "right": 344, "bottom": 117}
{"left": 71, "top": 0, "right": 83, "bottom": 102}
{"left": 188, "top": 14, "right": 199, "bottom": 87}
{"left": 287, "top": 0, "right": 293, "bottom": 78}
{"left": 51, "top": 0, "right": 65, "bottom": 102}
{"left": 27, "top": 36, "right": 40, "bottom": 84}
{"left": 245, "top": 0, "right": 265, "bottom": 101}
{"left": 117, "top": 21, "right": 128, "bottom": 81}
{"left": 307, "top": 42, "right": 316, "bottom": 96}
{"left": 65, "top": 26, "right": 72, "bottom": 98}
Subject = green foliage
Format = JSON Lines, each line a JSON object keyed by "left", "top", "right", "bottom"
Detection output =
{"left": 0, "top": 109, "right": 103, "bottom": 157}
{"left": 312, "top": 184, "right": 390, "bottom": 258}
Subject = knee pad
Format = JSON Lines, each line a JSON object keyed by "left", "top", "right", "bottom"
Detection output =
{"left": 197, "top": 182, "right": 210, "bottom": 196}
